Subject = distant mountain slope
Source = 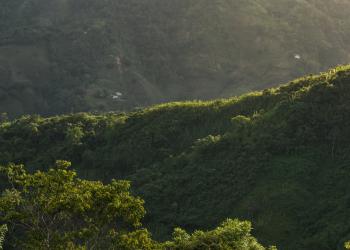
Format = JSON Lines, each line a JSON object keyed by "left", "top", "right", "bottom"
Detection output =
{"left": 1, "top": 65, "right": 350, "bottom": 249}
{"left": 1, "top": 0, "right": 350, "bottom": 117}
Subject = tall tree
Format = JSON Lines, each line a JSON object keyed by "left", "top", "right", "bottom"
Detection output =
{"left": 0, "top": 161, "right": 155, "bottom": 249}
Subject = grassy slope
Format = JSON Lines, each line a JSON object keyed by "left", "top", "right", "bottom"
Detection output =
{"left": 1, "top": 0, "right": 350, "bottom": 117}
{"left": 1, "top": 66, "right": 350, "bottom": 249}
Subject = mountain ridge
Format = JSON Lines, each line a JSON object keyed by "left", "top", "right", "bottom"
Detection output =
{"left": 1, "top": 0, "right": 350, "bottom": 117}
{"left": 1, "top": 65, "right": 350, "bottom": 249}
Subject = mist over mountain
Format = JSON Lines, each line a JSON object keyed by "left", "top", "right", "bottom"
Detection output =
{"left": 1, "top": 0, "right": 350, "bottom": 117}
{"left": 2, "top": 2, "right": 350, "bottom": 249}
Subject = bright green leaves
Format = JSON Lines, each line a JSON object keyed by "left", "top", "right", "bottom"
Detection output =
{"left": 116, "top": 229, "right": 158, "bottom": 250}
{"left": 65, "top": 126, "right": 85, "bottom": 145}
{"left": 0, "top": 161, "right": 148, "bottom": 249}
{"left": 0, "top": 161, "right": 275, "bottom": 249}
{"left": 345, "top": 241, "right": 350, "bottom": 249}
{"left": 162, "top": 219, "right": 275, "bottom": 250}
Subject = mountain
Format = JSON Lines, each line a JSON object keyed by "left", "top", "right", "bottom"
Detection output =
{"left": 1, "top": 65, "right": 350, "bottom": 249}
{"left": 1, "top": 0, "right": 350, "bottom": 117}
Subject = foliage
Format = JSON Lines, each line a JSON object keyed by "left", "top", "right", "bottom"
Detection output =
{"left": 1, "top": 66, "right": 350, "bottom": 249}
{"left": 0, "top": 161, "right": 152, "bottom": 249}
{"left": 345, "top": 241, "right": 350, "bottom": 250}
{"left": 2, "top": 0, "right": 350, "bottom": 117}
{"left": 162, "top": 219, "right": 275, "bottom": 250}
{"left": 0, "top": 224, "right": 7, "bottom": 250}
{"left": 0, "top": 162, "right": 272, "bottom": 250}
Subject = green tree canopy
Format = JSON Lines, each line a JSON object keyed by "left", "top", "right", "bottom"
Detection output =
{"left": 0, "top": 161, "right": 275, "bottom": 249}
{"left": 162, "top": 219, "right": 276, "bottom": 250}
{"left": 0, "top": 161, "right": 154, "bottom": 249}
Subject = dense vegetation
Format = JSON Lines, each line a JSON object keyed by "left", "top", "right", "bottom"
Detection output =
{"left": 0, "top": 161, "right": 273, "bottom": 249}
{"left": 0, "top": 225, "right": 7, "bottom": 249}
{"left": 1, "top": 65, "right": 350, "bottom": 249}
{"left": 1, "top": 0, "right": 350, "bottom": 117}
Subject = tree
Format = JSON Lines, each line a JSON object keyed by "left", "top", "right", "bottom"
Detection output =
{"left": 65, "top": 126, "right": 85, "bottom": 145}
{"left": 0, "top": 161, "right": 155, "bottom": 249}
{"left": 161, "top": 219, "right": 277, "bottom": 250}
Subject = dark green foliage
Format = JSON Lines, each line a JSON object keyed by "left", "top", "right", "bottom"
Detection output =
{"left": 1, "top": 66, "right": 350, "bottom": 249}
{"left": 2, "top": 0, "right": 350, "bottom": 117}
{"left": 0, "top": 162, "right": 271, "bottom": 250}
{"left": 0, "top": 225, "right": 7, "bottom": 250}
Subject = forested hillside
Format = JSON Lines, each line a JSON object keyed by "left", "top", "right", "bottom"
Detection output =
{"left": 1, "top": 65, "right": 350, "bottom": 249}
{"left": 0, "top": 161, "right": 275, "bottom": 249}
{"left": 1, "top": 0, "right": 350, "bottom": 117}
